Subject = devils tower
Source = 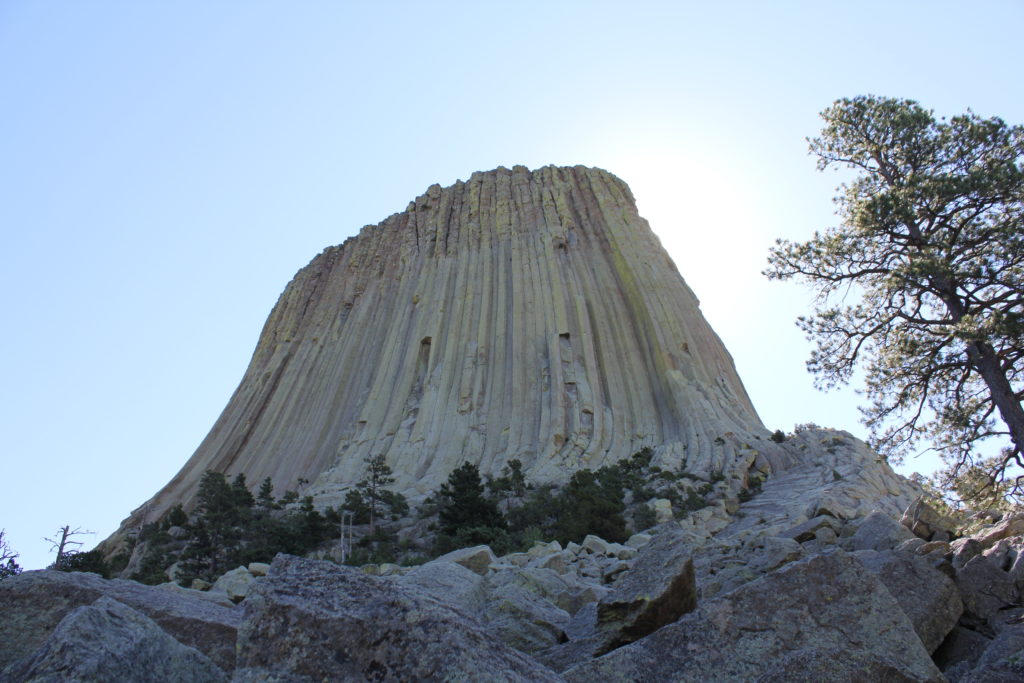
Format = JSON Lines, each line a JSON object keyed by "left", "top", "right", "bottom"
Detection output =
{"left": 26, "top": 165, "right": 1002, "bottom": 682}
{"left": 117, "top": 165, "right": 770, "bottom": 531}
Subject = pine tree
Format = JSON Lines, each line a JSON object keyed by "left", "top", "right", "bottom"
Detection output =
{"left": 231, "top": 473, "right": 256, "bottom": 510}
{"left": 766, "top": 95, "right": 1024, "bottom": 496}
{"left": 257, "top": 477, "right": 276, "bottom": 509}
{"left": 553, "top": 469, "right": 627, "bottom": 544}
{"left": 356, "top": 454, "right": 395, "bottom": 532}
{"left": 179, "top": 471, "right": 247, "bottom": 583}
{"left": 438, "top": 462, "right": 505, "bottom": 535}
{"left": 487, "top": 459, "right": 528, "bottom": 513}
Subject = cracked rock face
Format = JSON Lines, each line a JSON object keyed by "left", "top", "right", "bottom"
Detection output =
{"left": 114, "top": 165, "right": 766, "bottom": 531}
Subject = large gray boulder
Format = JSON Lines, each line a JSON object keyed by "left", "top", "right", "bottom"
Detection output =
{"left": 485, "top": 566, "right": 589, "bottom": 616}
{"left": 210, "top": 565, "right": 255, "bottom": 603}
{"left": 433, "top": 544, "right": 498, "bottom": 575}
{"left": 233, "top": 554, "right": 562, "bottom": 682}
{"left": 563, "top": 552, "right": 943, "bottom": 682}
{"left": 594, "top": 525, "right": 696, "bottom": 651}
{"left": 401, "top": 560, "right": 574, "bottom": 653}
{"left": 0, "top": 570, "right": 241, "bottom": 673}
{"left": 398, "top": 559, "right": 486, "bottom": 613}
{"left": 851, "top": 510, "right": 917, "bottom": 551}
{"left": 536, "top": 526, "right": 696, "bottom": 671}
{"left": 956, "top": 555, "right": 1018, "bottom": 630}
{"left": 852, "top": 548, "right": 963, "bottom": 652}
{"left": 901, "top": 497, "right": 958, "bottom": 540}
{"left": 782, "top": 514, "right": 842, "bottom": 543}
{"left": 973, "top": 514, "right": 1024, "bottom": 551}
{"left": 481, "top": 582, "right": 571, "bottom": 653}
{"left": 2, "top": 596, "right": 227, "bottom": 682}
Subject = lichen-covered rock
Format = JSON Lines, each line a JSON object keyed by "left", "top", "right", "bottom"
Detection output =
{"left": 563, "top": 552, "right": 943, "bottom": 682}
{"left": 852, "top": 549, "right": 962, "bottom": 652}
{"left": 553, "top": 572, "right": 610, "bottom": 615}
{"left": 234, "top": 554, "right": 562, "bottom": 682}
{"left": 432, "top": 544, "right": 498, "bottom": 576}
{"left": 527, "top": 540, "right": 563, "bottom": 559}
{"left": 528, "top": 549, "right": 572, "bottom": 575}
{"left": 211, "top": 565, "right": 254, "bottom": 603}
{"left": 0, "top": 569, "right": 241, "bottom": 673}
{"left": 915, "top": 539, "right": 947, "bottom": 555}
{"left": 692, "top": 533, "right": 804, "bottom": 599}
{"left": 246, "top": 562, "right": 270, "bottom": 577}
{"left": 580, "top": 535, "right": 610, "bottom": 555}
{"left": 650, "top": 498, "right": 674, "bottom": 523}
{"left": 154, "top": 581, "right": 236, "bottom": 608}
{"left": 952, "top": 537, "right": 985, "bottom": 570}
{"left": 624, "top": 533, "right": 651, "bottom": 549}
{"left": 2, "top": 597, "right": 227, "bottom": 682}
{"left": 485, "top": 567, "right": 573, "bottom": 607}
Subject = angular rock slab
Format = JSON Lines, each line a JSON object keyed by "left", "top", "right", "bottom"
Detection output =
{"left": 434, "top": 544, "right": 498, "bottom": 576}
{"left": 851, "top": 509, "right": 917, "bottom": 552}
{"left": 538, "top": 526, "right": 697, "bottom": 671}
{"left": 956, "top": 555, "right": 1019, "bottom": 630}
{"left": 234, "top": 554, "right": 562, "bottom": 682}
{"left": 852, "top": 549, "right": 963, "bottom": 653}
{"left": 211, "top": 565, "right": 255, "bottom": 603}
{"left": 564, "top": 552, "right": 943, "bottom": 682}
{"left": 481, "top": 582, "right": 571, "bottom": 654}
{"left": 2, "top": 596, "right": 227, "bottom": 682}
{"left": 398, "top": 559, "right": 486, "bottom": 613}
{"left": 0, "top": 569, "right": 241, "bottom": 673}
{"left": 595, "top": 525, "right": 696, "bottom": 650}
{"left": 901, "top": 497, "right": 957, "bottom": 540}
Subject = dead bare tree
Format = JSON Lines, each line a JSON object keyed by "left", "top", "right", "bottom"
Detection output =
{"left": 45, "top": 525, "right": 93, "bottom": 569}
{"left": 0, "top": 529, "right": 21, "bottom": 579}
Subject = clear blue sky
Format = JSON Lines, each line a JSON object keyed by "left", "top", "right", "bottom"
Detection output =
{"left": 2, "top": 2, "right": 1022, "bottom": 570}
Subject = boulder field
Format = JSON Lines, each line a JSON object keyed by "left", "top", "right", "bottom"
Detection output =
{"left": 5, "top": 441, "right": 1024, "bottom": 681}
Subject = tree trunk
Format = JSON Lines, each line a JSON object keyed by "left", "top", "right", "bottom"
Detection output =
{"left": 55, "top": 526, "right": 70, "bottom": 562}
{"left": 968, "top": 340, "right": 1024, "bottom": 461}
{"left": 933, "top": 271, "right": 1024, "bottom": 464}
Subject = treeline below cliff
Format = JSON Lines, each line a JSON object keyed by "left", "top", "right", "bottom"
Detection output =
{"left": 82, "top": 448, "right": 758, "bottom": 586}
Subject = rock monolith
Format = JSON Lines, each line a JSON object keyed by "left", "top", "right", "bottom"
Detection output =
{"left": 112, "top": 165, "right": 768, "bottom": 535}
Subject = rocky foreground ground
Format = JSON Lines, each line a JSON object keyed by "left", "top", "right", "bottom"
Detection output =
{"left": 4, "top": 432, "right": 1024, "bottom": 681}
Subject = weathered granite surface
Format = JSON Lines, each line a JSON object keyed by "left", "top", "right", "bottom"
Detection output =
{"left": 2, "top": 597, "right": 227, "bottom": 682}
{"left": 0, "top": 568, "right": 241, "bottom": 673}
{"left": 233, "top": 554, "right": 562, "bottom": 682}
{"left": 562, "top": 552, "right": 944, "bottom": 682}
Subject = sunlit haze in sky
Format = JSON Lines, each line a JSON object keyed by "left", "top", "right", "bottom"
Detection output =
{"left": 3, "top": 2, "right": 1023, "bottom": 570}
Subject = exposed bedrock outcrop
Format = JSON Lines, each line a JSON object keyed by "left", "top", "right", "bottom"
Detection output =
{"left": 114, "top": 164, "right": 774, "bottom": 533}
